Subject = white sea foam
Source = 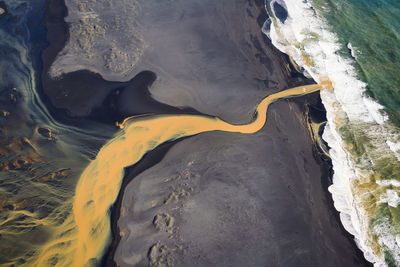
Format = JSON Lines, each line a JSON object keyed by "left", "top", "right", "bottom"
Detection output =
{"left": 377, "top": 179, "right": 400, "bottom": 188}
{"left": 347, "top": 43, "right": 356, "bottom": 59}
{"left": 387, "top": 141, "right": 400, "bottom": 161}
{"left": 264, "top": 0, "right": 400, "bottom": 265}
{"left": 380, "top": 190, "right": 400, "bottom": 208}
{"left": 268, "top": 0, "right": 387, "bottom": 125}
{"left": 323, "top": 119, "right": 378, "bottom": 264}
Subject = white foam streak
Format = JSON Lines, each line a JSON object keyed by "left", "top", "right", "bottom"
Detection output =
{"left": 386, "top": 141, "right": 400, "bottom": 161}
{"left": 347, "top": 43, "right": 356, "bottom": 59}
{"left": 323, "top": 119, "right": 378, "bottom": 263}
{"left": 380, "top": 190, "right": 400, "bottom": 208}
{"left": 377, "top": 180, "right": 400, "bottom": 188}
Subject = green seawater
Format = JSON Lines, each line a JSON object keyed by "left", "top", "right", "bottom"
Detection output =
{"left": 309, "top": 0, "right": 400, "bottom": 264}
{"left": 311, "top": 0, "right": 400, "bottom": 126}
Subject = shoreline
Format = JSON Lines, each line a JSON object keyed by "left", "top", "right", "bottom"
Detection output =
{"left": 40, "top": 0, "right": 371, "bottom": 266}
{"left": 256, "top": 3, "right": 371, "bottom": 264}
{"left": 264, "top": 0, "right": 400, "bottom": 263}
{"left": 305, "top": 94, "right": 372, "bottom": 266}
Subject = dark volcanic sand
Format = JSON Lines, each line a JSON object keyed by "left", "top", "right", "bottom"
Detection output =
{"left": 41, "top": 0, "right": 199, "bottom": 121}
{"left": 41, "top": 0, "right": 371, "bottom": 266}
{"left": 112, "top": 1, "right": 369, "bottom": 267}
{"left": 114, "top": 99, "right": 369, "bottom": 267}
{"left": 41, "top": 0, "right": 122, "bottom": 118}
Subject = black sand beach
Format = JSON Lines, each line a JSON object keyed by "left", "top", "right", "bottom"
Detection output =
{"left": 39, "top": 0, "right": 371, "bottom": 266}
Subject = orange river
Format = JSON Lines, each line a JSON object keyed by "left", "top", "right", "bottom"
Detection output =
{"left": 32, "top": 82, "right": 330, "bottom": 266}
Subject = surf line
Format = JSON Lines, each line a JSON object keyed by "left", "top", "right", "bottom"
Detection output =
{"left": 35, "top": 82, "right": 330, "bottom": 266}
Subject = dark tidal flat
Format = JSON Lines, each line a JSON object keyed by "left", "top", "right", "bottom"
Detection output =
{"left": 0, "top": 0, "right": 372, "bottom": 266}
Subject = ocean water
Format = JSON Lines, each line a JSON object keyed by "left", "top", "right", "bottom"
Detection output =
{"left": 263, "top": 0, "right": 400, "bottom": 265}
{"left": 312, "top": 0, "right": 400, "bottom": 126}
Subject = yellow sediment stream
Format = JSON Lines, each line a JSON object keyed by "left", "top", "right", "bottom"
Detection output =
{"left": 33, "top": 83, "right": 328, "bottom": 266}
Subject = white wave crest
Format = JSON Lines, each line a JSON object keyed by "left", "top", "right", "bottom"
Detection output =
{"left": 386, "top": 141, "right": 400, "bottom": 161}
{"left": 347, "top": 43, "right": 356, "bottom": 59}
{"left": 380, "top": 190, "right": 400, "bottom": 208}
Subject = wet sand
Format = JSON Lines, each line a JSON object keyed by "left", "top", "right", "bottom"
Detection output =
{"left": 39, "top": 0, "right": 371, "bottom": 266}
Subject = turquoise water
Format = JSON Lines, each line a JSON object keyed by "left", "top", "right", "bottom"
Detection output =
{"left": 312, "top": 0, "right": 400, "bottom": 126}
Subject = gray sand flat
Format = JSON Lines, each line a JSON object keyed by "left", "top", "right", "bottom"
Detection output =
{"left": 131, "top": 0, "right": 289, "bottom": 123}
{"left": 51, "top": 0, "right": 291, "bottom": 123}
{"left": 115, "top": 101, "right": 364, "bottom": 267}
